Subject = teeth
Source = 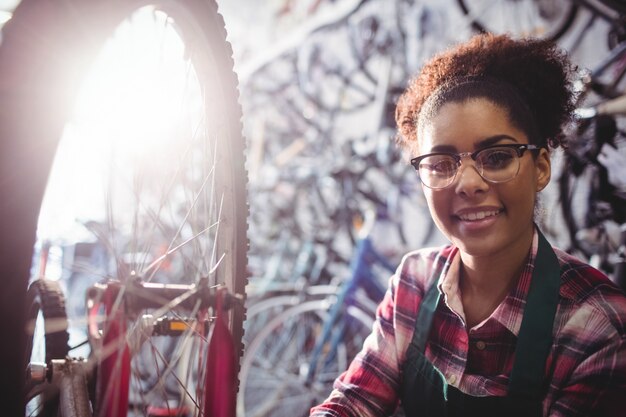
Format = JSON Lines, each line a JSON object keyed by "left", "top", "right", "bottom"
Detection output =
{"left": 459, "top": 210, "right": 499, "bottom": 221}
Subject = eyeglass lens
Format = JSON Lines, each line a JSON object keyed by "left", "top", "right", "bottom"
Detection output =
{"left": 417, "top": 147, "right": 521, "bottom": 189}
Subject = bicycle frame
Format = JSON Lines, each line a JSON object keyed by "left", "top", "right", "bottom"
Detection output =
{"left": 303, "top": 229, "right": 395, "bottom": 385}
{"left": 26, "top": 279, "right": 243, "bottom": 417}
{"left": 96, "top": 282, "right": 130, "bottom": 417}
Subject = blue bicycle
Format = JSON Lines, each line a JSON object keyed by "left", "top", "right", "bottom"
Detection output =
{"left": 238, "top": 205, "right": 414, "bottom": 417}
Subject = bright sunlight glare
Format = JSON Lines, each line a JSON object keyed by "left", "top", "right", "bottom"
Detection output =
{"left": 37, "top": 6, "right": 202, "bottom": 243}
{"left": 0, "top": 11, "right": 11, "bottom": 26}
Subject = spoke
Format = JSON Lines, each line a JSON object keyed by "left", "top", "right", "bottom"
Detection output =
{"left": 151, "top": 254, "right": 225, "bottom": 320}
{"left": 169, "top": 313, "right": 210, "bottom": 345}
{"left": 209, "top": 192, "right": 225, "bottom": 277}
{"left": 141, "top": 165, "right": 217, "bottom": 281}
{"left": 150, "top": 341, "right": 175, "bottom": 414}
{"left": 104, "top": 169, "right": 124, "bottom": 278}
{"left": 126, "top": 112, "right": 206, "bottom": 274}
{"left": 129, "top": 368, "right": 150, "bottom": 417}
{"left": 101, "top": 134, "right": 213, "bottom": 281}
{"left": 141, "top": 219, "right": 220, "bottom": 279}
{"left": 144, "top": 335, "right": 203, "bottom": 411}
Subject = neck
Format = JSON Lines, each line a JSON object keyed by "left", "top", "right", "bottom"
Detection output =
{"left": 458, "top": 227, "right": 534, "bottom": 327}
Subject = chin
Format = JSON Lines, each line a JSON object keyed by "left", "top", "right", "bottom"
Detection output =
{"left": 451, "top": 235, "right": 501, "bottom": 257}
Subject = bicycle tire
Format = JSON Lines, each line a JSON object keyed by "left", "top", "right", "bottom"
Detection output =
{"left": 25, "top": 280, "right": 70, "bottom": 366}
{"left": 24, "top": 279, "right": 70, "bottom": 417}
{"left": 456, "top": 0, "right": 579, "bottom": 41}
{"left": 238, "top": 297, "right": 376, "bottom": 417}
{"left": 244, "top": 284, "right": 342, "bottom": 349}
{"left": 0, "top": 0, "right": 247, "bottom": 414}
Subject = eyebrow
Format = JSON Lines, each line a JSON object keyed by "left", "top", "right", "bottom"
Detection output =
{"left": 429, "top": 135, "right": 519, "bottom": 153}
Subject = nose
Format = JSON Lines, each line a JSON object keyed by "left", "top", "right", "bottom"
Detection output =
{"left": 453, "top": 159, "right": 489, "bottom": 197}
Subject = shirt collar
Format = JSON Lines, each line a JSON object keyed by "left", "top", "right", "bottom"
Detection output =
{"left": 437, "top": 228, "right": 539, "bottom": 336}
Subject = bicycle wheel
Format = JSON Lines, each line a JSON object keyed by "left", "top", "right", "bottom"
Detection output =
{"left": 24, "top": 279, "right": 71, "bottom": 417}
{"left": 552, "top": 116, "right": 626, "bottom": 272}
{"left": 244, "top": 284, "right": 341, "bottom": 351}
{"left": 0, "top": 0, "right": 247, "bottom": 414}
{"left": 456, "top": 0, "right": 578, "bottom": 41}
{"left": 238, "top": 297, "right": 375, "bottom": 417}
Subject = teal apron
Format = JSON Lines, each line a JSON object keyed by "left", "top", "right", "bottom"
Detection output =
{"left": 401, "top": 231, "right": 560, "bottom": 417}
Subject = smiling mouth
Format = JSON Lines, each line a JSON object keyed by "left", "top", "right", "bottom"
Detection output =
{"left": 456, "top": 209, "right": 502, "bottom": 221}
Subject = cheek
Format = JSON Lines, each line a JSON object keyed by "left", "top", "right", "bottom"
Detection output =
{"left": 510, "top": 165, "right": 539, "bottom": 204}
{"left": 423, "top": 189, "right": 449, "bottom": 224}
{"left": 502, "top": 178, "right": 537, "bottom": 216}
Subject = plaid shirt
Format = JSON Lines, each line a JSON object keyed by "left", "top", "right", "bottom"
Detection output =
{"left": 310, "top": 230, "right": 626, "bottom": 417}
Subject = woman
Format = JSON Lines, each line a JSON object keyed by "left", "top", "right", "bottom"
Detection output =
{"left": 310, "top": 34, "right": 626, "bottom": 417}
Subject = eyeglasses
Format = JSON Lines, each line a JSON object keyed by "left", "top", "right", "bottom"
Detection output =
{"left": 410, "top": 144, "right": 542, "bottom": 189}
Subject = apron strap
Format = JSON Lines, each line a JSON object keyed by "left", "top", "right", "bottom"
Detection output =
{"left": 507, "top": 230, "right": 561, "bottom": 399}
{"left": 410, "top": 276, "right": 442, "bottom": 352}
{"left": 407, "top": 249, "right": 450, "bottom": 354}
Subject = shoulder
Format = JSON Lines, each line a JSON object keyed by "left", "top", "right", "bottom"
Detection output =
{"left": 390, "top": 245, "right": 455, "bottom": 317}
{"left": 541, "top": 248, "right": 626, "bottom": 405}
{"left": 386, "top": 245, "right": 455, "bottom": 353}
{"left": 554, "top": 248, "right": 626, "bottom": 337}
{"left": 396, "top": 244, "right": 456, "bottom": 291}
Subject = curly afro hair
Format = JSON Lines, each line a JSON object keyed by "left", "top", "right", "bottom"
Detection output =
{"left": 395, "top": 33, "right": 576, "bottom": 154}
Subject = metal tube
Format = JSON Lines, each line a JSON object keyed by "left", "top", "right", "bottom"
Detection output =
{"left": 50, "top": 359, "right": 92, "bottom": 417}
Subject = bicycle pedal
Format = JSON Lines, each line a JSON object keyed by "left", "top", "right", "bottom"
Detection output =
{"left": 152, "top": 317, "right": 208, "bottom": 336}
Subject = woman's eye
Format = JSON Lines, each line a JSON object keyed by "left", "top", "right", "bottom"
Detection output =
{"left": 431, "top": 159, "right": 456, "bottom": 174}
{"left": 419, "top": 156, "right": 456, "bottom": 177}
{"left": 482, "top": 150, "right": 514, "bottom": 169}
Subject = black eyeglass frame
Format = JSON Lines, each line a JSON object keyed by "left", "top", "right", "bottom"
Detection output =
{"left": 410, "top": 144, "right": 543, "bottom": 189}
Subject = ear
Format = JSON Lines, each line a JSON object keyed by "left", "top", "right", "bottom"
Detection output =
{"left": 535, "top": 148, "right": 551, "bottom": 192}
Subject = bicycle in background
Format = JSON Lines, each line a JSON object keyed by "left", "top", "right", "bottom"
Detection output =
{"left": 458, "top": 0, "right": 626, "bottom": 48}
{"left": 239, "top": 203, "right": 398, "bottom": 417}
